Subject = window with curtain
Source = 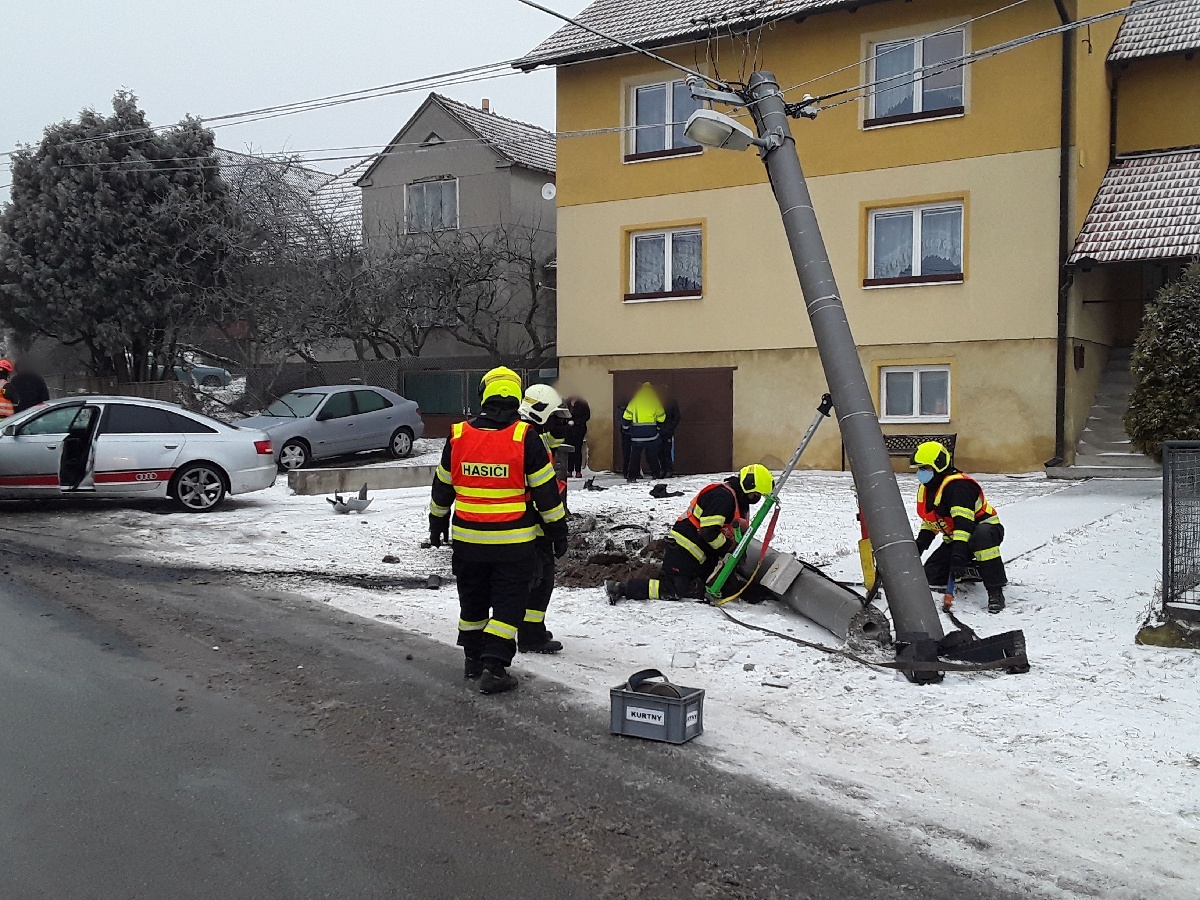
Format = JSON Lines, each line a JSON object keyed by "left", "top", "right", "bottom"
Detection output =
{"left": 881, "top": 366, "right": 951, "bottom": 422}
{"left": 868, "top": 29, "right": 965, "bottom": 125}
{"left": 406, "top": 179, "right": 458, "bottom": 232}
{"left": 868, "top": 202, "right": 964, "bottom": 285}
{"left": 627, "top": 227, "right": 703, "bottom": 301}
{"left": 630, "top": 79, "right": 703, "bottom": 159}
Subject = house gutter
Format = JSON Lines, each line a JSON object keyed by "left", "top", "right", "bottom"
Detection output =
{"left": 1048, "top": 0, "right": 1074, "bottom": 468}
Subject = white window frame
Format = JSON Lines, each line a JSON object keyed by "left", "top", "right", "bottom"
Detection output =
{"left": 868, "top": 28, "right": 966, "bottom": 124}
{"left": 404, "top": 177, "right": 459, "bottom": 234}
{"left": 867, "top": 201, "right": 964, "bottom": 286}
{"left": 626, "top": 226, "right": 703, "bottom": 303}
{"left": 880, "top": 365, "right": 952, "bottom": 424}
{"left": 627, "top": 79, "right": 702, "bottom": 160}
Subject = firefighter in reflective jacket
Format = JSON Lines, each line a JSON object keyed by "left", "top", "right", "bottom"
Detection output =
{"left": 606, "top": 465, "right": 773, "bottom": 603}
{"left": 911, "top": 441, "right": 1008, "bottom": 613}
{"left": 517, "top": 383, "right": 571, "bottom": 655}
{"left": 429, "top": 367, "right": 569, "bottom": 694}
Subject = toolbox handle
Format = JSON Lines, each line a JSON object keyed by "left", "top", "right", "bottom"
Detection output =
{"left": 626, "top": 669, "right": 684, "bottom": 698}
{"left": 626, "top": 668, "right": 667, "bottom": 691}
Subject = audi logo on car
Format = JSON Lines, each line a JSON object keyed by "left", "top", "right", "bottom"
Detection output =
{"left": 135, "top": 472, "right": 160, "bottom": 482}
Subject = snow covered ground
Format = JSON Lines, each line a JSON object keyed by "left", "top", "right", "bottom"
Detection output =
{"left": 39, "top": 469, "right": 1198, "bottom": 898}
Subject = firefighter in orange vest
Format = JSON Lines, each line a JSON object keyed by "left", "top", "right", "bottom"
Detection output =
{"left": 429, "top": 367, "right": 568, "bottom": 694}
{"left": 0, "top": 360, "right": 15, "bottom": 419}
{"left": 606, "top": 465, "right": 772, "bottom": 603}
{"left": 911, "top": 441, "right": 1008, "bottom": 613}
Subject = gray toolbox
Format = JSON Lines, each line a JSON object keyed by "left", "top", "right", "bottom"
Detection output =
{"left": 610, "top": 669, "right": 704, "bottom": 744}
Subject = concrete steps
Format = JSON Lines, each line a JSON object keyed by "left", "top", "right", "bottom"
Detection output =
{"left": 1046, "top": 347, "right": 1160, "bottom": 480}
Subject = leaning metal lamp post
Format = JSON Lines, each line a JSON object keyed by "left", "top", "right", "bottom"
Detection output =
{"left": 684, "top": 79, "right": 945, "bottom": 661}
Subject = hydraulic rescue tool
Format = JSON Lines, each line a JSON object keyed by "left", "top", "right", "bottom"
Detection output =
{"left": 706, "top": 394, "right": 833, "bottom": 604}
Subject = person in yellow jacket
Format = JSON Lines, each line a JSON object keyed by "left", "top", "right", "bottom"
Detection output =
{"left": 429, "top": 367, "right": 569, "bottom": 694}
{"left": 622, "top": 382, "right": 665, "bottom": 481}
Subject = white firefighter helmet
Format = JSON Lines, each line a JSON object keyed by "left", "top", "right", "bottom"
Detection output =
{"left": 520, "top": 383, "right": 566, "bottom": 426}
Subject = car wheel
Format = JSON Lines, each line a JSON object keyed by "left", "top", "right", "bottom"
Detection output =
{"left": 389, "top": 427, "right": 414, "bottom": 459}
{"left": 172, "top": 463, "right": 227, "bottom": 512}
{"left": 279, "top": 439, "right": 310, "bottom": 471}
{"left": 200, "top": 374, "right": 222, "bottom": 387}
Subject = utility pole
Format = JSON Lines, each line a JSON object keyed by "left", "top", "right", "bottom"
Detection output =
{"left": 739, "top": 72, "right": 945, "bottom": 648}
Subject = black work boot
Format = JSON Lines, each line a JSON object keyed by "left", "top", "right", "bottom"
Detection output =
{"left": 605, "top": 580, "right": 625, "bottom": 605}
{"left": 519, "top": 632, "right": 563, "bottom": 654}
{"left": 464, "top": 656, "right": 484, "bottom": 679}
{"left": 987, "top": 586, "right": 1006, "bottom": 614}
{"left": 479, "top": 665, "right": 518, "bottom": 695}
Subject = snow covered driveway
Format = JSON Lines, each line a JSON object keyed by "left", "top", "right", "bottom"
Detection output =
{"left": 13, "top": 470, "right": 1194, "bottom": 898}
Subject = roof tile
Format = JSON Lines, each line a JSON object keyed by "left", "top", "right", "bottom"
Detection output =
{"left": 515, "top": 0, "right": 858, "bottom": 69}
{"left": 434, "top": 95, "right": 556, "bottom": 174}
{"left": 1069, "top": 148, "right": 1200, "bottom": 263}
{"left": 1109, "top": 0, "right": 1200, "bottom": 61}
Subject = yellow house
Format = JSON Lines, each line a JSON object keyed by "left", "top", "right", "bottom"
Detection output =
{"left": 516, "top": 0, "right": 1200, "bottom": 475}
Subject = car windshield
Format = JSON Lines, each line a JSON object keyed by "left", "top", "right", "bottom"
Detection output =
{"left": 264, "top": 392, "right": 324, "bottom": 418}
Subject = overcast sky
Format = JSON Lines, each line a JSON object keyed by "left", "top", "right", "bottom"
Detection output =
{"left": 0, "top": 0, "right": 590, "bottom": 199}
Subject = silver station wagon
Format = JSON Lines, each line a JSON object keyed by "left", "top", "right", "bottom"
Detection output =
{"left": 0, "top": 397, "right": 278, "bottom": 512}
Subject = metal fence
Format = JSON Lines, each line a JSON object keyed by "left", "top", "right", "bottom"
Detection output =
{"left": 48, "top": 375, "right": 182, "bottom": 404}
{"left": 1163, "top": 442, "right": 1200, "bottom": 617}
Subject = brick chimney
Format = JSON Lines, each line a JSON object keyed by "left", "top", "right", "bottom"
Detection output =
{"left": 482, "top": 98, "right": 491, "bottom": 114}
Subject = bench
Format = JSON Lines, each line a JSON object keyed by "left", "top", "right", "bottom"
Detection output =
{"left": 841, "top": 433, "right": 958, "bottom": 470}
{"left": 883, "top": 433, "right": 957, "bottom": 460}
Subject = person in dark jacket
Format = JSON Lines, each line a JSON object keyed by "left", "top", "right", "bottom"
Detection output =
{"left": 658, "top": 388, "right": 681, "bottom": 478}
{"left": 606, "top": 465, "right": 773, "bottom": 603}
{"left": 429, "top": 367, "right": 569, "bottom": 694}
{"left": 7, "top": 359, "right": 50, "bottom": 414}
{"left": 563, "top": 396, "right": 590, "bottom": 477}
{"left": 911, "top": 441, "right": 1008, "bottom": 613}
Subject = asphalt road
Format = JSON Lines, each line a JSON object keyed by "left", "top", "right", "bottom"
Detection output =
{"left": 0, "top": 521, "right": 1036, "bottom": 900}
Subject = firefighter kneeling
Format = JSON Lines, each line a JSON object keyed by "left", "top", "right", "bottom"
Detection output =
{"left": 911, "top": 441, "right": 1008, "bottom": 614}
{"left": 606, "top": 465, "right": 772, "bottom": 603}
{"left": 429, "top": 367, "right": 568, "bottom": 694}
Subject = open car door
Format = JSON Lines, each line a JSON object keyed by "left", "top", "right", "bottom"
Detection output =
{"left": 59, "top": 406, "right": 101, "bottom": 491}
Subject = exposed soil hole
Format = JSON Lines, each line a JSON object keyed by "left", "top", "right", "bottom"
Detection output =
{"left": 556, "top": 513, "right": 666, "bottom": 588}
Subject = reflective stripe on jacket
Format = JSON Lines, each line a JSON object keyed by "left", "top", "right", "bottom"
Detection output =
{"left": 669, "top": 481, "right": 745, "bottom": 563}
{"left": 447, "top": 420, "right": 537, "bottom": 543}
{"left": 917, "top": 472, "right": 1000, "bottom": 542}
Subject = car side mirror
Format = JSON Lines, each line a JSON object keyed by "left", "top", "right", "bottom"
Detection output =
{"left": 315, "top": 410, "right": 331, "bottom": 422}
{"left": 1, "top": 425, "right": 13, "bottom": 437}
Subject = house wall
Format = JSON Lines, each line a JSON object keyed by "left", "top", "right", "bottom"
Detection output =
{"left": 548, "top": 0, "right": 1158, "bottom": 473}
{"left": 557, "top": 151, "right": 1061, "bottom": 361}
{"left": 558, "top": 338, "right": 1056, "bottom": 475}
{"left": 360, "top": 104, "right": 516, "bottom": 241}
{"left": 1115, "top": 54, "right": 1200, "bottom": 155}
{"left": 556, "top": 0, "right": 1065, "bottom": 209}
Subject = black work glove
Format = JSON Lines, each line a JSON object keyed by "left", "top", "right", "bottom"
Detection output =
{"left": 553, "top": 536, "right": 569, "bottom": 559}
{"left": 915, "top": 530, "right": 934, "bottom": 554}
{"left": 429, "top": 515, "right": 449, "bottom": 548}
{"left": 949, "top": 545, "right": 971, "bottom": 581}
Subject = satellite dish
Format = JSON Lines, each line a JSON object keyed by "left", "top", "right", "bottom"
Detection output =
{"left": 541, "top": 183, "right": 557, "bottom": 201}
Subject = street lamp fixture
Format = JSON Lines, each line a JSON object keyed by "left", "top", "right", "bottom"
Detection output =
{"left": 683, "top": 109, "right": 761, "bottom": 152}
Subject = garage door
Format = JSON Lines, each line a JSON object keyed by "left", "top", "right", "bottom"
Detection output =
{"left": 612, "top": 368, "right": 734, "bottom": 476}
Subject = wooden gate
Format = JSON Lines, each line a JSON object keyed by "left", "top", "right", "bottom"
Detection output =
{"left": 612, "top": 367, "right": 734, "bottom": 476}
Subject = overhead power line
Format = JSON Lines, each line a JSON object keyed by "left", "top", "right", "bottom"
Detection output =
{"left": 774, "top": 0, "right": 1035, "bottom": 98}
{"left": 0, "top": 60, "right": 526, "bottom": 161}
{"left": 512, "top": 0, "right": 727, "bottom": 87}
{"left": 803, "top": 0, "right": 1174, "bottom": 109}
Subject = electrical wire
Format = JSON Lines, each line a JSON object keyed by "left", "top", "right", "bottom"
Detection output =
{"left": 803, "top": 0, "right": 1175, "bottom": 110}
{"left": 512, "top": 0, "right": 727, "bottom": 88}
{"left": 0, "top": 60, "right": 525, "bottom": 160}
{"left": 773, "top": 0, "right": 1034, "bottom": 98}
